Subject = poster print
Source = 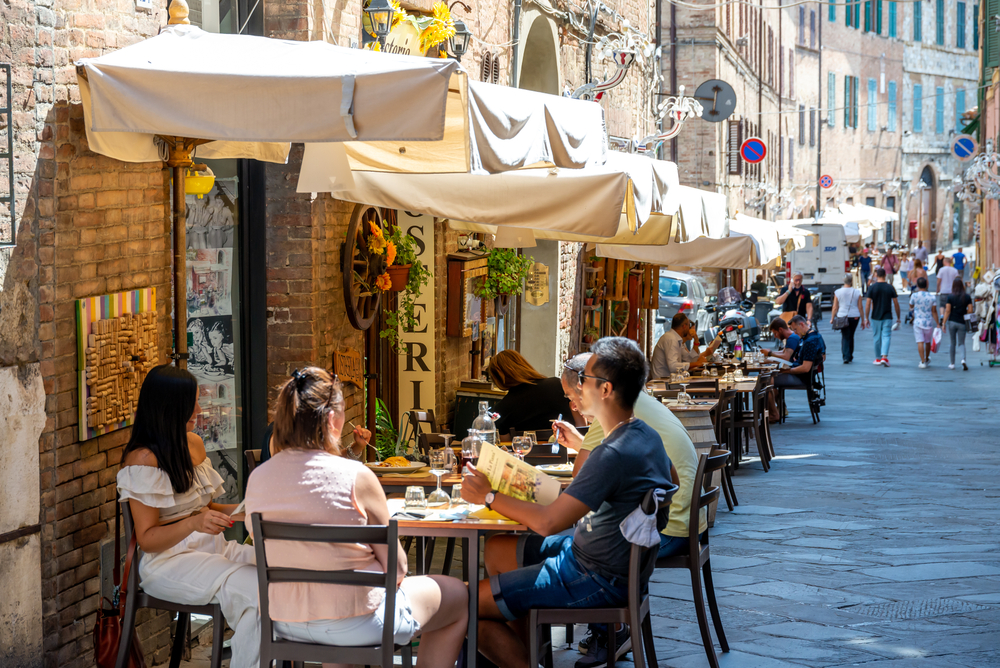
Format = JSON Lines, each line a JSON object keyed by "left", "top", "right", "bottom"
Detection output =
{"left": 208, "top": 448, "right": 241, "bottom": 504}
{"left": 188, "top": 315, "right": 235, "bottom": 381}
{"left": 196, "top": 379, "right": 237, "bottom": 452}
{"left": 186, "top": 248, "right": 233, "bottom": 318}
{"left": 186, "top": 185, "right": 236, "bottom": 250}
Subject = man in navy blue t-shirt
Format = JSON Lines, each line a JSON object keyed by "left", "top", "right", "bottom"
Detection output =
{"left": 462, "top": 337, "right": 675, "bottom": 668}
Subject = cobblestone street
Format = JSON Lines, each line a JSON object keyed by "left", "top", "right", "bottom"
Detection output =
{"left": 563, "top": 306, "right": 1000, "bottom": 667}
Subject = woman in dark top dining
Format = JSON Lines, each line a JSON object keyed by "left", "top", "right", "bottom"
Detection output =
{"left": 940, "top": 277, "right": 974, "bottom": 371}
{"left": 487, "top": 350, "right": 579, "bottom": 436}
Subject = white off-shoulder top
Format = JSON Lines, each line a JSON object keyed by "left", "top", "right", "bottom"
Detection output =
{"left": 117, "top": 458, "right": 226, "bottom": 523}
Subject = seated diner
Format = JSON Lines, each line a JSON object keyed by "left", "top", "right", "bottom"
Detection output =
{"left": 487, "top": 349, "right": 579, "bottom": 435}
{"left": 462, "top": 337, "right": 675, "bottom": 668}
{"left": 650, "top": 313, "right": 722, "bottom": 378}
{"left": 244, "top": 367, "right": 468, "bottom": 667}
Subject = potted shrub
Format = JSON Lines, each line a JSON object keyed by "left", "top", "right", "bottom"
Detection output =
{"left": 475, "top": 248, "right": 533, "bottom": 315}
{"left": 582, "top": 325, "right": 599, "bottom": 344}
{"left": 584, "top": 288, "right": 594, "bottom": 306}
{"left": 379, "top": 226, "right": 431, "bottom": 353}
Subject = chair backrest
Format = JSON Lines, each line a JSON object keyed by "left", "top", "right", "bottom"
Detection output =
{"left": 245, "top": 449, "right": 261, "bottom": 475}
{"left": 120, "top": 501, "right": 143, "bottom": 598}
{"left": 251, "top": 514, "right": 400, "bottom": 665}
{"left": 417, "top": 432, "right": 450, "bottom": 456}
{"left": 627, "top": 484, "right": 678, "bottom": 609}
{"left": 687, "top": 453, "right": 727, "bottom": 552}
{"left": 685, "top": 378, "right": 721, "bottom": 397}
{"left": 711, "top": 389, "right": 736, "bottom": 443}
{"left": 408, "top": 409, "right": 438, "bottom": 433}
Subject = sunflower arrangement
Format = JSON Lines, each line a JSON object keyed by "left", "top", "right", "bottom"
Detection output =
{"left": 419, "top": 2, "right": 456, "bottom": 53}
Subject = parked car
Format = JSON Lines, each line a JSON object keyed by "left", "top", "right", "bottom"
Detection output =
{"left": 653, "top": 270, "right": 709, "bottom": 342}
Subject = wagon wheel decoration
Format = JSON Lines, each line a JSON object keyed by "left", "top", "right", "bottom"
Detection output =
{"left": 342, "top": 204, "right": 388, "bottom": 331}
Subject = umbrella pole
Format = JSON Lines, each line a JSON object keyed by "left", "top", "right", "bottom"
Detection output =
{"left": 167, "top": 141, "right": 193, "bottom": 369}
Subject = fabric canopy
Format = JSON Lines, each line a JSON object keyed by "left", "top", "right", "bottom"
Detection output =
{"left": 770, "top": 218, "right": 819, "bottom": 250}
{"left": 675, "top": 186, "right": 729, "bottom": 241}
{"left": 595, "top": 214, "right": 781, "bottom": 270}
{"left": 76, "top": 25, "right": 461, "bottom": 163}
{"left": 331, "top": 153, "right": 680, "bottom": 239}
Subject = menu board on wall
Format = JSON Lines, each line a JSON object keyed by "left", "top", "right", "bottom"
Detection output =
{"left": 396, "top": 212, "right": 436, "bottom": 426}
{"left": 185, "top": 180, "right": 239, "bottom": 505}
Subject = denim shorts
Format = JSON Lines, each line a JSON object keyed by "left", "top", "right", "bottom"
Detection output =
{"left": 272, "top": 587, "right": 420, "bottom": 646}
{"left": 489, "top": 534, "right": 627, "bottom": 621}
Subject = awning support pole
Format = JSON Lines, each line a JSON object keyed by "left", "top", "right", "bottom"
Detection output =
{"left": 166, "top": 138, "right": 195, "bottom": 369}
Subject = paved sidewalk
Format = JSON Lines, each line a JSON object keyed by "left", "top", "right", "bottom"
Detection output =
{"left": 553, "top": 310, "right": 1000, "bottom": 667}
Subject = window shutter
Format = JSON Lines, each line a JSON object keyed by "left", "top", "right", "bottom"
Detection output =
{"left": 889, "top": 1, "right": 897, "bottom": 36}
{"left": 809, "top": 107, "right": 816, "bottom": 146}
{"left": 913, "top": 83, "right": 923, "bottom": 132}
{"left": 974, "top": 4, "right": 980, "bottom": 50}
{"left": 828, "top": 72, "right": 836, "bottom": 126}
{"left": 864, "top": 0, "right": 872, "bottom": 31}
{"left": 829, "top": 0, "right": 836, "bottom": 22}
{"left": 936, "top": 0, "right": 945, "bottom": 44}
{"left": 935, "top": 86, "right": 944, "bottom": 133}
{"left": 956, "top": 89, "right": 967, "bottom": 132}
{"left": 810, "top": 10, "right": 816, "bottom": 47}
{"left": 844, "top": 76, "right": 851, "bottom": 127}
{"left": 958, "top": 2, "right": 967, "bottom": 48}
{"left": 987, "top": 0, "right": 1000, "bottom": 66}
{"left": 799, "top": 105, "right": 806, "bottom": 144}
{"left": 888, "top": 81, "right": 897, "bottom": 132}
{"left": 728, "top": 120, "right": 743, "bottom": 175}
{"left": 914, "top": 0, "right": 922, "bottom": 41}
{"left": 853, "top": 77, "right": 860, "bottom": 128}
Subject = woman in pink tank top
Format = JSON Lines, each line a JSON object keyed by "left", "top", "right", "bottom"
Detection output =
{"left": 245, "top": 367, "right": 468, "bottom": 666}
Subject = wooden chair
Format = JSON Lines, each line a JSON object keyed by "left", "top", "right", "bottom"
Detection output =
{"left": 710, "top": 447, "right": 738, "bottom": 511}
{"left": 251, "top": 515, "right": 413, "bottom": 668}
{"left": 776, "top": 364, "right": 824, "bottom": 424}
{"left": 509, "top": 428, "right": 555, "bottom": 442}
{"left": 117, "top": 501, "right": 227, "bottom": 668}
{"left": 245, "top": 449, "right": 261, "bottom": 475}
{"left": 682, "top": 378, "right": 721, "bottom": 398}
{"left": 655, "top": 452, "right": 730, "bottom": 668}
{"left": 731, "top": 375, "right": 773, "bottom": 472}
{"left": 710, "top": 389, "right": 738, "bottom": 466}
{"left": 527, "top": 485, "right": 678, "bottom": 668}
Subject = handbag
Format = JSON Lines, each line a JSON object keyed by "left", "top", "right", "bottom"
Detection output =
{"left": 94, "top": 500, "right": 147, "bottom": 668}
{"left": 780, "top": 290, "right": 805, "bottom": 323}
{"left": 832, "top": 316, "right": 849, "bottom": 330}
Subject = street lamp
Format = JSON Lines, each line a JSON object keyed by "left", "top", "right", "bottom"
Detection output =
{"left": 448, "top": 1, "right": 473, "bottom": 61}
{"left": 448, "top": 19, "right": 472, "bottom": 61}
{"left": 363, "top": 0, "right": 396, "bottom": 46}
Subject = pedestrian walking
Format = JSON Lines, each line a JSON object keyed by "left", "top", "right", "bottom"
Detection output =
{"left": 909, "top": 277, "right": 939, "bottom": 368}
{"left": 881, "top": 247, "right": 899, "bottom": 289}
{"left": 913, "top": 240, "right": 929, "bottom": 264}
{"left": 858, "top": 248, "right": 873, "bottom": 295}
{"left": 932, "top": 250, "right": 946, "bottom": 276}
{"left": 831, "top": 275, "right": 865, "bottom": 364}
{"left": 899, "top": 253, "right": 913, "bottom": 293}
{"left": 865, "top": 267, "right": 901, "bottom": 367}
{"left": 908, "top": 258, "right": 927, "bottom": 291}
{"left": 935, "top": 258, "right": 959, "bottom": 309}
{"left": 941, "top": 277, "right": 974, "bottom": 370}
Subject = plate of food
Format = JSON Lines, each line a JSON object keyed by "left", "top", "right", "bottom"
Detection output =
{"left": 366, "top": 457, "right": 426, "bottom": 475}
{"left": 536, "top": 463, "right": 575, "bottom": 477}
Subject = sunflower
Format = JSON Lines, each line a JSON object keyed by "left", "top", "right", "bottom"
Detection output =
{"left": 375, "top": 272, "right": 393, "bottom": 292}
{"left": 420, "top": 1, "right": 456, "bottom": 51}
{"left": 385, "top": 240, "right": 397, "bottom": 266}
{"left": 368, "top": 220, "right": 386, "bottom": 254}
{"left": 390, "top": 0, "right": 407, "bottom": 29}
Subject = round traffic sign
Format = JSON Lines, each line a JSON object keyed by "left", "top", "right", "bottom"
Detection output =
{"left": 953, "top": 134, "right": 978, "bottom": 162}
{"left": 740, "top": 137, "right": 766, "bottom": 164}
{"left": 819, "top": 175, "right": 834, "bottom": 189}
{"left": 694, "top": 79, "right": 737, "bottom": 123}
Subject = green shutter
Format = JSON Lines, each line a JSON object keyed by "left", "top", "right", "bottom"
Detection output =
{"left": 914, "top": 0, "right": 922, "bottom": 40}
{"left": 853, "top": 76, "right": 860, "bottom": 128}
{"left": 988, "top": 0, "right": 1000, "bottom": 67}
{"left": 865, "top": 0, "right": 872, "bottom": 30}
{"left": 845, "top": 77, "right": 851, "bottom": 127}
{"left": 877, "top": 0, "right": 883, "bottom": 33}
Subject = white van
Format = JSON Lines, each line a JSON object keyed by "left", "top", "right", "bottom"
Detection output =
{"left": 787, "top": 222, "right": 851, "bottom": 303}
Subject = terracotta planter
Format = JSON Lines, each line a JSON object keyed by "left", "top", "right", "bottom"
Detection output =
{"left": 584, "top": 297, "right": 594, "bottom": 306}
{"left": 386, "top": 264, "right": 412, "bottom": 292}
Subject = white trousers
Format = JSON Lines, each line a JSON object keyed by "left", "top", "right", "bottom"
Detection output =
{"left": 140, "top": 531, "right": 259, "bottom": 668}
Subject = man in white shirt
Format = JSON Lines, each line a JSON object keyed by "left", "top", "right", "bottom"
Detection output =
{"left": 650, "top": 314, "right": 721, "bottom": 378}
{"left": 935, "top": 257, "right": 960, "bottom": 309}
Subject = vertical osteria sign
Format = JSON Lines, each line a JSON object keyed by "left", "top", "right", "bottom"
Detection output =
{"left": 397, "top": 212, "right": 436, "bottom": 424}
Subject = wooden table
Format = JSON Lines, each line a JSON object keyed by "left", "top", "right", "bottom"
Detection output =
{"left": 664, "top": 399, "right": 721, "bottom": 524}
{"left": 391, "top": 503, "right": 530, "bottom": 668}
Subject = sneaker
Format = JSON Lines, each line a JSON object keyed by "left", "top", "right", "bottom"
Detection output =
{"left": 962, "top": 360, "right": 969, "bottom": 371}
{"left": 577, "top": 628, "right": 595, "bottom": 654}
{"left": 948, "top": 364, "right": 955, "bottom": 369}
{"left": 873, "top": 359, "right": 883, "bottom": 365}
{"left": 919, "top": 362, "right": 927, "bottom": 369}
{"left": 881, "top": 357, "right": 890, "bottom": 367}
{"left": 574, "top": 626, "right": 632, "bottom": 668}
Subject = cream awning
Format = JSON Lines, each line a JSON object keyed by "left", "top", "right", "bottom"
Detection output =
{"left": 770, "top": 218, "right": 820, "bottom": 250}
{"left": 332, "top": 153, "right": 681, "bottom": 239}
{"left": 335, "top": 79, "right": 608, "bottom": 175}
{"left": 75, "top": 24, "right": 462, "bottom": 163}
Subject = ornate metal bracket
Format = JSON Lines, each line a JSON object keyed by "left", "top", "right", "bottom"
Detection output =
{"left": 572, "top": 51, "right": 636, "bottom": 101}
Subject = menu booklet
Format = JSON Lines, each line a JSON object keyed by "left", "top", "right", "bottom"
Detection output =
{"left": 476, "top": 443, "right": 561, "bottom": 505}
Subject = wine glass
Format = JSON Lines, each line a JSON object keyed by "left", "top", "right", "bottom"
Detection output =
{"left": 427, "top": 448, "right": 452, "bottom": 507}
{"left": 678, "top": 382, "right": 691, "bottom": 405}
{"left": 512, "top": 436, "right": 525, "bottom": 461}
{"left": 521, "top": 432, "right": 536, "bottom": 460}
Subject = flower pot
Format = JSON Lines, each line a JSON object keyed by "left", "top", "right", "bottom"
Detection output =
{"left": 584, "top": 297, "right": 594, "bottom": 306}
{"left": 386, "top": 264, "right": 412, "bottom": 292}
{"left": 583, "top": 335, "right": 595, "bottom": 344}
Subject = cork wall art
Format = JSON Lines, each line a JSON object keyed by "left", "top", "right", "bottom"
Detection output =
{"left": 76, "top": 288, "right": 159, "bottom": 441}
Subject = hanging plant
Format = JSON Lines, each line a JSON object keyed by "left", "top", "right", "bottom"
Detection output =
{"left": 475, "top": 248, "right": 533, "bottom": 300}
{"left": 380, "top": 225, "right": 431, "bottom": 353}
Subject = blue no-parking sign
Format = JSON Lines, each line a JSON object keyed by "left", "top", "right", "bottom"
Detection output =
{"left": 740, "top": 137, "right": 767, "bottom": 164}
{"left": 819, "top": 175, "right": 834, "bottom": 189}
{"left": 952, "top": 134, "right": 978, "bottom": 162}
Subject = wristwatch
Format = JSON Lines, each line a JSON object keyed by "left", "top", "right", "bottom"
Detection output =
{"left": 484, "top": 490, "right": 497, "bottom": 510}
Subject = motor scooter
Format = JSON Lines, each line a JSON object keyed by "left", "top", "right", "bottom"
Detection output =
{"left": 705, "top": 287, "right": 761, "bottom": 352}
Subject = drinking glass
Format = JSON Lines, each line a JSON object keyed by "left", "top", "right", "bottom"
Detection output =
{"left": 427, "top": 448, "right": 452, "bottom": 507}
{"left": 450, "top": 483, "right": 465, "bottom": 506}
{"left": 512, "top": 436, "right": 525, "bottom": 461}
{"left": 521, "top": 433, "right": 535, "bottom": 459}
{"left": 405, "top": 486, "right": 427, "bottom": 509}
{"left": 461, "top": 435, "right": 480, "bottom": 472}
{"left": 678, "top": 382, "right": 691, "bottom": 405}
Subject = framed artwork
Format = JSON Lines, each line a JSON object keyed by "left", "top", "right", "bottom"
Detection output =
{"left": 76, "top": 288, "right": 158, "bottom": 441}
{"left": 447, "top": 252, "right": 488, "bottom": 337}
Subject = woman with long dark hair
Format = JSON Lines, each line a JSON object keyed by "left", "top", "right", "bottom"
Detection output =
{"left": 117, "top": 365, "right": 259, "bottom": 667}
{"left": 941, "top": 277, "right": 974, "bottom": 370}
{"left": 245, "top": 368, "right": 468, "bottom": 666}
{"left": 487, "top": 350, "right": 579, "bottom": 435}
